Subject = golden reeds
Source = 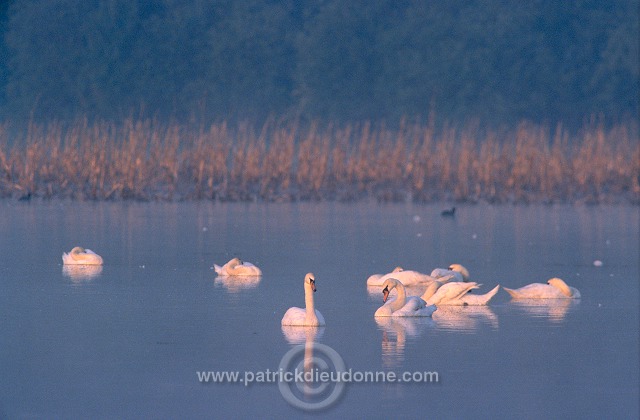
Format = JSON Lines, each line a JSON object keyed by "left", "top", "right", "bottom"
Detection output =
{"left": 0, "top": 118, "right": 637, "bottom": 204}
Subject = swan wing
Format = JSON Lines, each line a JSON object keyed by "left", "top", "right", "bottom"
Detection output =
{"left": 460, "top": 285, "right": 500, "bottom": 305}
{"left": 281, "top": 307, "right": 306, "bottom": 325}
{"left": 504, "top": 283, "right": 565, "bottom": 299}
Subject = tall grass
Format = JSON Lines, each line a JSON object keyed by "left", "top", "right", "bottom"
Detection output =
{"left": 0, "top": 118, "right": 638, "bottom": 203}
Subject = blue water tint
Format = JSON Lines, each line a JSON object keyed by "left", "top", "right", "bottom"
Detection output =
{"left": 0, "top": 201, "right": 637, "bottom": 418}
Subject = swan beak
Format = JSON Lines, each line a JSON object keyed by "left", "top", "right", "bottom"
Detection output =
{"left": 310, "top": 278, "right": 317, "bottom": 292}
{"left": 382, "top": 286, "right": 390, "bottom": 303}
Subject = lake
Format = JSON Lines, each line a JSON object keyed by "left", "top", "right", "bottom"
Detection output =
{"left": 0, "top": 201, "right": 638, "bottom": 418}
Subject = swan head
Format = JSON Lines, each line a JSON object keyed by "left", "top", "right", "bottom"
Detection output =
{"left": 392, "top": 266, "right": 404, "bottom": 273}
{"left": 71, "top": 246, "right": 86, "bottom": 254}
{"left": 547, "top": 277, "right": 571, "bottom": 296}
{"left": 228, "top": 257, "right": 242, "bottom": 267}
{"left": 305, "top": 272, "right": 317, "bottom": 292}
{"left": 381, "top": 278, "right": 400, "bottom": 302}
{"left": 449, "top": 264, "right": 470, "bottom": 282}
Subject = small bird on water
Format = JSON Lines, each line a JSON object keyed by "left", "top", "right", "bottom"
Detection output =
{"left": 441, "top": 207, "right": 456, "bottom": 217}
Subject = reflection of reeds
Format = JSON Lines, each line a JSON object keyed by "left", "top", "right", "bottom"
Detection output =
{"left": 0, "top": 118, "right": 637, "bottom": 203}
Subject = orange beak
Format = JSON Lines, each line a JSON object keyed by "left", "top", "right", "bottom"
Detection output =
{"left": 382, "top": 286, "right": 390, "bottom": 303}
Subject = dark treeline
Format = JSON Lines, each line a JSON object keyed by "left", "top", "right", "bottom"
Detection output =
{"left": 0, "top": 0, "right": 638, "bottom": 127}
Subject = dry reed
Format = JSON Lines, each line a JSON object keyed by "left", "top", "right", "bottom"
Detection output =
{"left": 0, "top": 118, "right": 637, "bottom": 204}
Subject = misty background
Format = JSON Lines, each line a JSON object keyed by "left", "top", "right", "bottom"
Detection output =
{"left": 0, "top": 0, "right": 638, "bottom": 127}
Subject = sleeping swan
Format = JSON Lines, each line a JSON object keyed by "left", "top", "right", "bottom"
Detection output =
{"left": 375, "top": 278, "right": 437, "bottom": 317}
{"left": 214, "top": 258, "right": 262, "bottom": 276}
{"left": 503, "top": 278, "right": 580, "bottom": 299}
{"left": 421, "top": 281, "right": 500, "bottom": 306}
{"left": 281, "top": 273, "right": 325, "bottom": 327}
{"left": 62, "top": 247, "right": 103, "bottom": 265}
{"left": 366, "top": 266, "right": 403, "bottom": 286}
{"left": 368, "top": 266, "right": 454, "bottom": 287}
{"left": 430, "top": 264, "right": 470, "bottom": 283}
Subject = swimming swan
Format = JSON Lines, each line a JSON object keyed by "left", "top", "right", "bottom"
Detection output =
{"left": 503, "top": 278, "right": 580, "bottom": 299}
{"left": 214, "top": 258, "right": 262, "bottom": 276}
{"left": 62, "top": 247, "right": 103, "bottom": 265}
{"left": 281, "top": 273, "right": 325, "bottom": 327}
{"left": 421, "top": 281, "right": 500, "bottom": 306}
{"left": 429, "top": 264, "right": 470, "bottom": 283}
{"left": 374, "top": 278, "right": 437, "bottom": 317}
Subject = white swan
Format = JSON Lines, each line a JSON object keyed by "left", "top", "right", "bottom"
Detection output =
{"left": 374, "top": 278, "right": 437, "bottom": 317}
{"left": 503, "top": 278, "right": 580, "bottom": 299}
{"left": 429, "top": 264, "right": 470, "bottom": 283}
{"left": 458, "top": 284, "right": 500, "bottom": 305}
{"left": 214, "top": 257, "right": 262, "bottom": 276}
{"left": 62, "top": 246, "right": 103, "bottom": 265}
{"left": 368, "top": 268, "right": 442, "bottom": 287}
{"left": 421, "top": 281, "right": 500, "bottom": 306}
{"left": 281, "top": 273, "right": 325, "bottom": 326}
{"left": 366, "top": 266, "right": 403, "bottom": 286}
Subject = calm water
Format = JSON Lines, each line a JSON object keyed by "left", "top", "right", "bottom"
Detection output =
{"left": 0, "top": 201, "right": 638, "bottom": 418}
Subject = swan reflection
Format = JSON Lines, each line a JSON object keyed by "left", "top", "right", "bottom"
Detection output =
{"left": 432, "top": 306, "right": 499, "bottom": 332}
{"left": 375, "top": 316, "right": 434, "bottom": 369}
{"left": 214, "top": 275, "right": 261, "bottom": 293}
{"left": 62, "top": 265, "right": 103, "bottom": 282}
{"left": 281, "top": 325, "right": 324, "bottom": 345}
{"left": 280, "top": 325, "right": 325, "bottom": 401}
{"left": 508, "top": 299, "right": 579, "bottom": 323}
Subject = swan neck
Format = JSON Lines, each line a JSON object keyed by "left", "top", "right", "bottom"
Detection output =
{"left": 421, "top": 282, "right": 440, "bottom": 302}
{"left": 304, "top": 283, "right": 315, "bottom": 317}
{"left": 391, "top": 283, "right": 406, "bottom": 312}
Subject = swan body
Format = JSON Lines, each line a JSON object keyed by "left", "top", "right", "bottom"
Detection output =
{"left": 369, "top": 268, "right": 441, "bottom": 287}
{"left": 281, "top": 273, "right": 325, "bottom": 326}
{"left": 429, "top": 264, "right": 470, "bottom": 283}
{"left": 459, "top": 284, "right": 500, "bottom": 305}
{"left": 421, "top": 281, "right": 500, "bottom": 306}
{"left": 366, "top": 266, "right": 403, "bottom": 286}
{"left": 421, "top": 281, "right": 479, "bottom": 306}
{"left": 503, "top": 278, "right": 580, "bottom": 299}
{"left": 375, "top": 278, "right": 437, "bottom": 317}
{"left": 214, "top": 258, "right": 262, "bottom": 276}
{"left": 62, "top": 247, "right": 103, "bottom": 265}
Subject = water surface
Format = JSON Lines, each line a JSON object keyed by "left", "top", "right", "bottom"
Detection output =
{"left": 0, "top": 202, "right": 638, "bottom": 418}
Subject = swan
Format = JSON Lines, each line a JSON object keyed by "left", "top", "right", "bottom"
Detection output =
{"left": 366, "top": 266, "right": 403, "bottom": 286}
{"left": 503, "top": 278, "right": 580, "bottom": 299}
{"left": 281, "top": 273, "right": 325, "bottom": 327}
{"left": 429, "top": 264, "right": 470, "bottom": 283}
{"left": 368, "top": 268, "right": 442, "bottom": 287}
{"left": 62, "top": 246, "right": 103, "bottom": 265}
{"left": 374, "top": 278, "right": 437, "bottom": 317}
{"left": 214, "top": 257, "right": 262, "bottom": 276}
{"left": 458, "top": 284, "right": 500, "bottom": 305}
{"left": 421, "top": 281, "right": 500, "bottom": 306}
{"left": 420, "top": 281, "right": 479, "bottom": 306}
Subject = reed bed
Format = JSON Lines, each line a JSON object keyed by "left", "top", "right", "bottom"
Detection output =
{"left": 0, "top": 118, "right": 638, "bottom": 204}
